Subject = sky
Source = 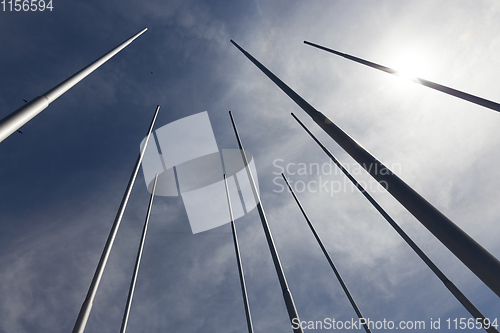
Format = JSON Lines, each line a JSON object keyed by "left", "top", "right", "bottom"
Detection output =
{"left": 1, "top": 0, "right": 500, "bottom": 332}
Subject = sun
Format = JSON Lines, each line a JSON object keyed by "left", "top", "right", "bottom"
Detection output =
{"left": 391, "top": 51, "right": 434, "bottom": 82}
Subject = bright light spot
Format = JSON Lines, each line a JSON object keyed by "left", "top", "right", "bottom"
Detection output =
{"left": 392, "top": 52, "right": 433, "bottom": 82}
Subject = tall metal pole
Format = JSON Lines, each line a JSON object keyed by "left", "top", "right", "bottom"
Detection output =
{"left": 223, "top": 174, "right": 254, "bottom": 333}
{"left": 229, "top": 40, "right": 500, "bottom": 298}
{"left": 291, "top": 113, "right": 499, "bottom": 333}
{"left": 303, "top": 41, "right": 500, "bottom": 113}
{"left": 120, "top": 174, "right": 158, "bottom": 333}
{"left": 0, "top": 28, "right": 147, "bottom": 143}
{"left": 71, "top": 105, "right": 160, "bottom": 333}
{"left": 228, "top": 111, "right": 304, "bottom": 333}
{"left": 281, "top": 173, "right": 372, "bottom": 333}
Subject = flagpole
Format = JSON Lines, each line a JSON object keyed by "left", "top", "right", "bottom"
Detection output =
{"left": 223, "top": 174, "right": 254, "bottom": 333}
{"left": 120, "top": 173, "right": 158, "bottom": 333}
{"left": 303, "top": 41, "right": 500, "bottom": 113}
{"left": 0, "top": 28, "right": 147, "bottom": 143}
{"left": 229, "top": 39, "right": 500, "bottom": 298}
{"left": 228, "top": 111, "right": 304, "bottom": 333}
{"left": 281, "top": 173, "right": 372, "bottom": 333}
{"left": 71, "top": 105, "right": 160, "bottom": 333}
{"left": 291, "top": 113, "right": 498, "bottom": 333}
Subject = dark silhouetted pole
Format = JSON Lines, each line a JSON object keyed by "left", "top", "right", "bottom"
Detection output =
{"left": 228, "top": 111, "right": 304, "bottom": 333}
{"left": 229, "top": 39, "right": 500, "bottom": 298}
{"left": 291, "top": 113, "right": 499, "bottom": 333}
{"left": 120, "top": 174, "right": 158, "bottom": 333}
{"left": 223, "top": 174, "right": 254, "bottom": 333}
{"left": 303, "top": 40, "right": 500, "bottom": 113}
{"left": 72, "top": 105, "right": 160, "bottom": 333}
{"left": 0, "top": 28, "right": 148, "bottom": 143}
{"left": 281, "top": 173, "right": 372, "bottom": 333}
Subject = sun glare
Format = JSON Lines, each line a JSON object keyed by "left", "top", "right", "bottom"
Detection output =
{"left": 391, "top": 52, "right": 433, "bottom": 82}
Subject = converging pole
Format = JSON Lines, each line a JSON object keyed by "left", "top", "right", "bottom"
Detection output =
{"left": 303, "top": 40, "right": 500, "bottom": 113}
{"left": 223, "top": 174, "right": 254, "bottom": 333}
{"left": 0, "top": 28, "right": 147, "bottom": 143}
{"left": 291, "top": 113, "right": 499, "bottom": 333}
{"left": 228, "top": 111, "right": 304, "bottom": 333}
{"left": 71, "top": 105, "right": 160, "bottom": 333}
{"left": 281, "top": 173, "right": 372, "bottom": 333}
{"left": 120, "top": 174, "right": 158, "bottom": 333}
{"left": 229, "top": 40, "right": 500, "bottom": 298}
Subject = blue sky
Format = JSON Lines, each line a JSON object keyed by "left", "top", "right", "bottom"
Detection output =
{"left": 1, "top": 0, "right": 500, "bottom": 332}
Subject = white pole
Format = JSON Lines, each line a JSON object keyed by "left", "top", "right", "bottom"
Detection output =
{"left": 71, "top": 105, "right": 159, "bottom": 333}
{"left": 228, "top": 111, "right": 304, "bottom": 333}
{"left": 281, "top": 173, "right": 372, "bottom": 333}
{"left": 0, "top": 28, "right": 147, "bottom": 143}
{"left": 223, "top": 174, "right": 254, "bottom": 333}
{"left": 120, "top": 174, "right": 158, "bottom": 333}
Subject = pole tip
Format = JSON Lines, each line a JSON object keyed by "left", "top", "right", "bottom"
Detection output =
{"left": 229, "top": 40, "right": 240, "bottom": 48}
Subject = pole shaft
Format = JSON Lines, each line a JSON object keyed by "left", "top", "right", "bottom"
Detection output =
{"left": 228, "top": 111, "right": 304, "bottom": 333}
{"left": 120, "top": 174, "right": 158, "bottom": 333}
{"left": 292, "top": 114, "right": 498, "bottom": 333}
{"left": 0, "top": 28, "right": 147, "bottom": 143}
{"left": 303, "top": 40, "right": 500, "bottom": 113}
{"left": 71, "top": 105, "right": 160, "bottom": 333}
{"left": 229, "top": 40, "right": 500, "bottom": 298}
{"left": 281, "top": 173, "right": 372, "bottom": 333}
{"left": 223, "top": 174, "right": 254, "bottom": 333}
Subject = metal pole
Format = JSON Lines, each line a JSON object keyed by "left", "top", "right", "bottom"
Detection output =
{"left": 71, "top": 105, "right": 160, "bottom": 333}
{"left": 223, "top": 174, "right": 254, "bottom": 333}
{"left": 0, "top": 28, "right": 148, "bottom": 143}
{"left": 303, "top": 40, "right": 500, "bottom": 113}
{"left": 281, "top": 173, "right": 372, "bottom": 333}
{"left": 120, "top": 174, "right": 158, "bottom": 333}
{"left": 291, "top": 113, "right": 499, "bottom": 333}
{"left": 228, "top": 111, "right": 304, "bottom": 333}
{"left": 229, "top": 40, "right": 500, "bottom": 298}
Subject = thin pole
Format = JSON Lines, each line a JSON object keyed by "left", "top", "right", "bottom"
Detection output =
{"left": 228, "top": 111, "right": 304, "bottom": 333}
{"left": 291, "top": 113, "right": 499, "bottom": 333}
{"left": 120, "top": 173, "right": 158, "bottom": 333}
{"left": 71, "top": 105, "right": 160, "bottom": 333}
{"left": 281, "top": 173, "right": 372, "bottom": 333}
{"left": 303, "top": 40, "right": 500, "bottom": 113}
{"left": 229, "top": 40, "right": 500, "bottom": 298}
{"left": 223, "top": 174, "right": 254, "bottom": 333}
{"left": 0, "top": 28, "right": 147, "bottom": 143}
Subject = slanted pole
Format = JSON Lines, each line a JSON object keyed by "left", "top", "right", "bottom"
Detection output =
{"left": 281, "top": 173, "right": 372, "bottom": 333}
{"left": 120, "top": 174, "right": 159, "bottom": 333}
{"left": 0, "top": 28, "right": 147, "bottom": 143}
{"left": 303, "top": 40, "right": 500, "bottom": 113}
{"left": 71, "top": 105, "right": 160, "bottom": 333}
{"left": 223, "top": 174, "right": 254, "bottom": 333}
{"left": 228, "top": 111, "right": 304, "bottom": 333}
{"left": 291, "top": 113, "right": 499, "bottom": 333}
{"left": 229, "top": 39, "right": 500, "bottom": 298}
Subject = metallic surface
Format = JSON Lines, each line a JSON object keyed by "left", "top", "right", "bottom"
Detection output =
{"left": 0, "top": 28, "right": 147, "bottom": 143}
{"left": 230, "top": 39, "right": 500, "bottom": 298}
{"left": 304, "top": 40, "right": 500, "bottom": 113}
{"left": 228, "top": 111, "right": 304, "bottom": 333}
{"left": 223, "top": 174, "right": 254, "bottom": 333}
{"left": 71, "top": 105, "right": 160, "bottom": 333}
{"left": 292, "top": 113, "right": 498, "bottom": 333}
{"left": 120, "top": 174, "right": 158, "bottom": 333}
{"left": 281, "top": 173, "right": 372, "bottom": 333}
